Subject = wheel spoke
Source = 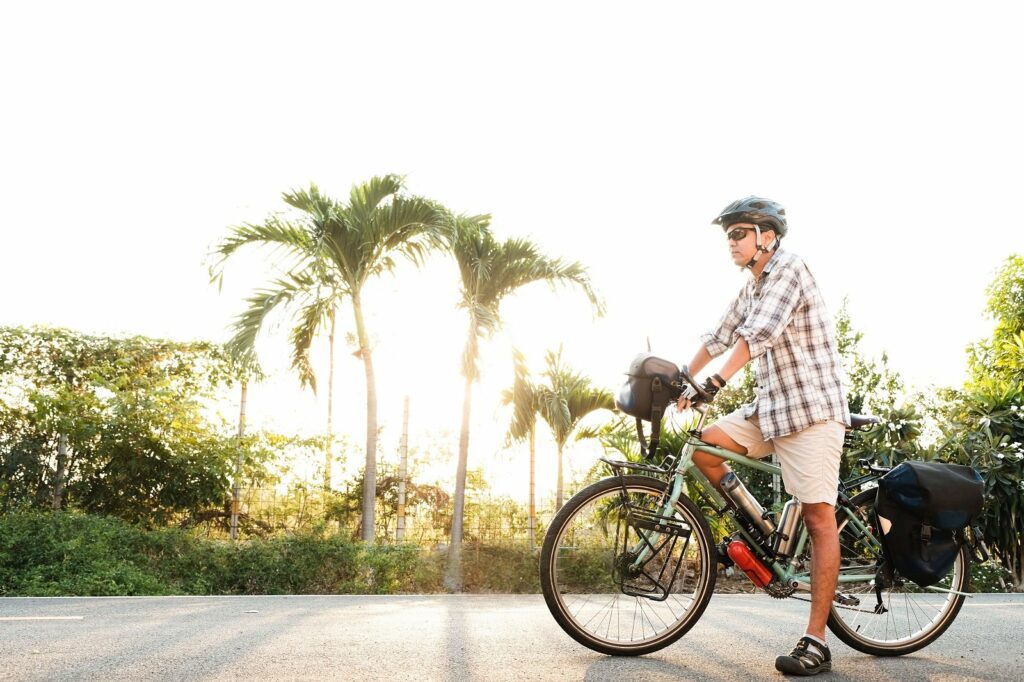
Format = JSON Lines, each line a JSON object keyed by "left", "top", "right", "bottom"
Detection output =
{"left": 541, "top": 476, "right": 715, "bottom": 654}
{"left": 825, "top": 490, "right": 967, "bottom": 654}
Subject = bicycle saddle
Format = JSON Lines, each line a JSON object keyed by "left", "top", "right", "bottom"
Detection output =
{"left": 849, "top": 413, "right": 881, "bottom": 429}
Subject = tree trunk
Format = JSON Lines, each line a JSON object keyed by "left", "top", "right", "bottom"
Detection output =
{"left": 1014, "top": 546, "right": 1024, "bottom": 593}
{"left": 528, "top": 423, "right": 536, "bottom": 551}
{"left": 444, "top": 374, "right": 474, "bottom": 592}
{"left": 353, "top": 295, "right": 378, "bottom": 544}
{"left": 397, "top": 395, "right": 409, "bottom": 544}
{"left": 325, "top": 307, "right": 336, "bottom": 491}
{"left": 230, "top": 380, "right": 248, "bottom": 541}
{"left": 51, "top": 433, "right": 68, "bottom": 510}
{"left": 556, "top": 442, "right": 564, "bottom": 511}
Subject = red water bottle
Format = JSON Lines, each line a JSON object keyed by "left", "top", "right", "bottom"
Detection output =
{"left": 727, "top": 540, "right": 773, "bottom": 588}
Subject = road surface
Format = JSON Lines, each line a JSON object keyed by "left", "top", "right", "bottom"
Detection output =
{"left": 1, "top": 594, "right": 1021, "bottom": 681}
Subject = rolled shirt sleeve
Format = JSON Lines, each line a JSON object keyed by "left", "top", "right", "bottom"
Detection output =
{"left": 734, "top": 263, "right": 804, "bottom": 360}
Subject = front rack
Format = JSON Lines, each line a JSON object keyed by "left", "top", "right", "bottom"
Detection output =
{"left": 599, "top": 456, "right": 696, "bottom": 601}
{"left": 599, "top": 456, "right": 673, "bottom": 477}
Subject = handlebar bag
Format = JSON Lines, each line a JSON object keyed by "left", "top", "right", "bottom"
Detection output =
{"left": 875, "top": 461, "right": 984, "bottom": 587}
{"left": 614, "top": 354, "right": 679, "bottom": 422}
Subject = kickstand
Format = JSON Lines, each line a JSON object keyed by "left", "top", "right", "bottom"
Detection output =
{"left": 873, "top": 565, "right": 889, "bottom": 615}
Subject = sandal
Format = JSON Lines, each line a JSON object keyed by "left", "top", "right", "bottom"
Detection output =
{"left": 775, "top": 636, "right": 832, "bottom": 676}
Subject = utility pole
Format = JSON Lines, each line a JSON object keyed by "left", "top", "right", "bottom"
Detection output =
{"left": 396, "top": 395, "right": 410, "bottom": 543}
{"left": 230, "top": 380, "right": 248, "bottom": 541}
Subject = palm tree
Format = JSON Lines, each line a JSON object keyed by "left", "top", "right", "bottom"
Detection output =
{"left": 536, "top": 347, "right": 615, "bottom": 510}
{"left": 211, "top": 193, "right": 344, "bottom": 490}
{"left": 214, "top": 176, "right": 448, "bottom": 542}
{"left": 501, "top": 348, "right": 539, "bottom": 549}
{"left": 443, "top": 215, "right": 602, "bottom": 590}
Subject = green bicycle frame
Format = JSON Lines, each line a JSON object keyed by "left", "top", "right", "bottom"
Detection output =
{"left": 632, "top": 410, "right": 882, "bottom": 590}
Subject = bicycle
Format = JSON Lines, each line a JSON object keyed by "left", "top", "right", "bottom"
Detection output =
{"left": 539, "top": 367, "right": 982, "bottom": 658}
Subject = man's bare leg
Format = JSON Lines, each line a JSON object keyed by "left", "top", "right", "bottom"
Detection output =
{"left": 692, "top": 425, "right": 748, "bottom": 492}
{"left": 801, "top": 502, "right": 840, "bottom": 639}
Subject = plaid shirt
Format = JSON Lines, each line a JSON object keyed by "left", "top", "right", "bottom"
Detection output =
{"left": 700, "top": 248, "right": 850, "bottom": 440}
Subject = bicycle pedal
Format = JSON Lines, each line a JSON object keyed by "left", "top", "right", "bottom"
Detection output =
{"left": 834, "top": 591, "right": 860, "bottom": 606}
{"left": 716, "top": 541, "right": 735, "bottom": 568}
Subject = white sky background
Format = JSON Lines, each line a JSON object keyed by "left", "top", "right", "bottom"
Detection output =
{"left": 2, "top": 2, "right": 1023, "bottom": 502}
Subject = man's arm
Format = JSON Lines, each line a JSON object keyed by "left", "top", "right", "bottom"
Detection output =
{"left": 716, "top": 338, "right": 751, "bottom": 384}
{"left": 676, "top": 339, "right": 751, "bottom": 411}
{"left": 685, "top": 345, "right": 713, "bottom": 376}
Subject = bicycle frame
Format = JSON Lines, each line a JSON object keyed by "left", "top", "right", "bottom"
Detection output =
{"left": 630, "top": 408, "right": 883, "bottom": 591}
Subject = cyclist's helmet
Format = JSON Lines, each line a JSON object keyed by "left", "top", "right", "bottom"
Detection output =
{"left": 712, "top": 196, "right": 788, "bottom": 237}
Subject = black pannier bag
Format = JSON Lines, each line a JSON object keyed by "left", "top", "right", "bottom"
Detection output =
{"left": 615, "top": 354, "right": 680, "bottom": 460}
{"left": 875, "top": 461, "right": 984, "bottom": 587}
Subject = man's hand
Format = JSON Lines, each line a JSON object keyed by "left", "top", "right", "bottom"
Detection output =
{"left": 675, "top": 373, "right": 727, "bottom": 412}
{"left": 675, "top": 384, "right": 699, "bottom": 412}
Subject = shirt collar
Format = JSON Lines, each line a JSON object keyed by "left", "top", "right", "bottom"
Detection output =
{"left": 762, "top": 246, "right": 784, "bottom": 273}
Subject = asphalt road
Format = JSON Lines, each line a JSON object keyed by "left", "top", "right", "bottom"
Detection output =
{"left": 0, "top": 594, "right": 1021, "bottom": 681}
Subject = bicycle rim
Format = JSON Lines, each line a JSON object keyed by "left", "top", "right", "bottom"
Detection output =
{"left": 540, "top": 476, "right": 716, "bottom": 656}
{"left": 826, "top": 489, "right": 968, "bottom": 656}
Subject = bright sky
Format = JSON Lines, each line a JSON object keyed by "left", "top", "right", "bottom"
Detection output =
{"left": 2, "top": 2, "right": 1022, "bottom": 502}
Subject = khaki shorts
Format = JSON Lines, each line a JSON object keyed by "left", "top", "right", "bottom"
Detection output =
{"left": 712, "top": 410, "right": 846, "bottom": 505}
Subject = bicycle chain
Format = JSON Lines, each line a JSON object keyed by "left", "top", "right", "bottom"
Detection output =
{"left": 779, "top": 592, "right": 885, "bottom": 615}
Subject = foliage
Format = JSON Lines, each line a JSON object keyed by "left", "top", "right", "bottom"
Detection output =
{"left": 834, "top": 300, "right": 905, "bottom": 415}
{"left": 536, "top": 347, "right": 614, "bottom": 509}
{"left": 830, "top": 304, "right": 928, "bottom": 481}
{"left": 210, "top": 192, "right": 344, "bottom": 392}
{"left": 937, "top": 255, "right": 1024, "bottom": 590}
{"left": 968, "top": 254, "right": 1024, "bottom": 390}
{"left": 448, "top": 214, "right": 602, "bottom": 382}
{"left": 843, "top": 404, "right": 928, "bottom": 468}
{"left": 0, "top": 327, "right": 241, "bottom": 523}
{"left": 937, "top": 388, "right": 1024, "bottom": 590}
{"left": 0, "top": 510, "right": 417, "bottom": 596}
{"left": 538, "top": 347, "right": 615, "bottom": 452}
{"left": 444, "top": 212, "right": 602, "bottom": 589}
{"left": 217, "top": 177, "right": 448, "bottom": 543}
{"left": 503, "top": 347, "right": 538, "bottom": 446}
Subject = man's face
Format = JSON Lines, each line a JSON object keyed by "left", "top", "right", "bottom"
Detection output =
{"left": 724, "top": 221, "right": 773, "bottom": 266}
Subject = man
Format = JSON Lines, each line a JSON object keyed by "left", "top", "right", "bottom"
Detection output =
{"left": 676, "top": 196, "right": 850, "bottom": 676}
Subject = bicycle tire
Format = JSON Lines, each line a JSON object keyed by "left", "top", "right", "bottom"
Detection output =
{"left": 825, "top": 488, "right": 969, "bottom": 656}
{"left": 540, "top": 475, "right": 717, "bottom": 656}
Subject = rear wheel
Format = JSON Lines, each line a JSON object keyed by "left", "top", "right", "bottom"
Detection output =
{"left": 540, "top": 475, "right": 716, "bottom": 656}
{"left": 824, "top": 489, "right": 968, "bottom": 656}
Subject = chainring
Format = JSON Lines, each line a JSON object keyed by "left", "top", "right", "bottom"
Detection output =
{"left": 764, "top": 580, "right": 797, "bottom": 599}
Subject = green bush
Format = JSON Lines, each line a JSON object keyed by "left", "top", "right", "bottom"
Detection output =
{"left": 460, "top": 544, "right": 541, "bottom": 593}
{"left": 0, "top": 510, "right": 419, "bottom": 596}
{"left": 971, "top": 560, "right": 1012, "bottom": 593}
{"left": 6, "top": 510, "right": 1012, "bottom": 595}
{"left": 0, "top": 509, "right": 172, "bottom": 595}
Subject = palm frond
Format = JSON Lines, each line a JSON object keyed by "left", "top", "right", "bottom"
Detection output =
{"left": 369, "top": 195, "right": 449, "bottom": 269}
{"left": 226, "top": 282, "right": 302, "bottom": 360}
{"left": 505, "top": 348, "right": 538, "bottom": 443}
{"left": 288, "top": 295, "right": 341, "bottom": 392}
{"left": 535, "top": 347, "right": 614, "bottom": 448}
{"left": 209, "top": 216, "right": 318, "bottom": 282}
{"left": 282, "top": 183, "right": 335, "bottom": 223}
{"left": 347, "top": 174, "right": 404, "bottom": 228}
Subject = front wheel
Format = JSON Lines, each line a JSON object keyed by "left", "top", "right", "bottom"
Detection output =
{"left": 540, "top": 475, "right": 717, "bottom": 656}
{"left": 825, "top": 489, "right": 969, "bottom": 656}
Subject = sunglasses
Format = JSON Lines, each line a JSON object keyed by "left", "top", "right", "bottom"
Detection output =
{"left": 725, "top": 227, "right": 756, "bottom": 242}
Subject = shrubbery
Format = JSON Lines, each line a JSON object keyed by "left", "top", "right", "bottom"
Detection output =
{"left": 1, "top": 510, "right": 1016, "bottom": 595}
{"left": 0, "top": 510, "right": 418, "bottom": 596}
